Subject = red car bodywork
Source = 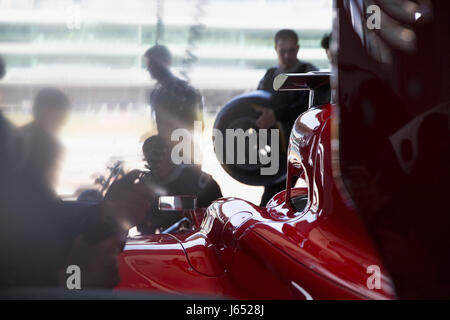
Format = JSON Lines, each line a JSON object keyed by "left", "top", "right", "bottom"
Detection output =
{"left": 116, "top": 103, "right": 395, "bottom": 299}
{"left": 117, "top": 0, "right": 450, "bottom": 299}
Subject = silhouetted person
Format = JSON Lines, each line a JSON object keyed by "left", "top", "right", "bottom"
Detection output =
{"left": 140, "top": 46, "right": 221, "bottom": 230}
{"left": 144, "top": 44, "right": 173, "bottom": 85}
{"left": 0, "top": 58, "right": 151, "bottom": 291}
{"left": 144, "top": 45, "right": 204, "bottom": 143}
{"left": 137, "top": 135, "right": 222, "bottom": 234}
{"left": 139, "top": 45, "right": 222, "bottom": 226}
{"left": 256, "top": 29, "right": 318, "bottom": 206}
{"left": 17, "top": 88, "right": 71, "bottom": 192}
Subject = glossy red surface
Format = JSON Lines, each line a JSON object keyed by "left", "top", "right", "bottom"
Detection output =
{"left": 117, "top": 0, "right": 450, "bottom": 299}
{"left": 116, "top": 103, "right": 396, "bottom": 299}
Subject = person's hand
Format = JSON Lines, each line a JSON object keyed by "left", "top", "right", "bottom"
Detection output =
{"left": 102, "top": 170, "right": 151, "bottom": 230}
{"left": 253, "top": 105, "right": 277, "bottom": 129}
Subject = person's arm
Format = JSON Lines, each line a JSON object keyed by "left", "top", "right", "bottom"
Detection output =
{"left": 257, "top": 68, "right": 275, "bottom": 91}
{"left": 255, "top": 69, "right": 279, "bottom": 128}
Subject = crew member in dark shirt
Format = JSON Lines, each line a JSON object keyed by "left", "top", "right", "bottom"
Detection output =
{"left": 144, "top": 44, "right": 204, "bottom": 141}
{"left": 137, "top": 135, "right": 222, "bottom": 234}
{"left": 138, "top": 46, "right": 221, "bottom": 233}
{"left": 256, "top": 29, "right": 318, "bottom": 206}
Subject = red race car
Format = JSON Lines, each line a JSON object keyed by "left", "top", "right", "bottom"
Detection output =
{"left": 116, "top": 77, "right": 395, "bottom": 299}
{"left": 116, "top": 0, "right": 449, "bottom": 299}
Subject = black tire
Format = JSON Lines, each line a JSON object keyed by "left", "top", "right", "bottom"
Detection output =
{"left": 213, "top": 90, "right": 288, "bottom": 186}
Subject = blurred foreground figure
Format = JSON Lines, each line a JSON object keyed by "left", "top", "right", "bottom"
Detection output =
{"left": 0, "top": 58, "right": 151, "bottom": 290}
{"left": 0, "top": 124, "right": 150, "bottom": 288}
{"left": 17, "top": 88, "right": 71, "bottom": 191}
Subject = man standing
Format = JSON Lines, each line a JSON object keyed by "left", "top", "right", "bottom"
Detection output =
{"left": 140, "top": 46, "right": 221, "bottom": 233}
{"left": 17, "top": 88, "right": 71, "bottom": 191}
{"left": 144, "top": 44, "right": 204, "bottom": 142}
{"left": 256, "top": 29, "right": 318, "bottom": 206}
